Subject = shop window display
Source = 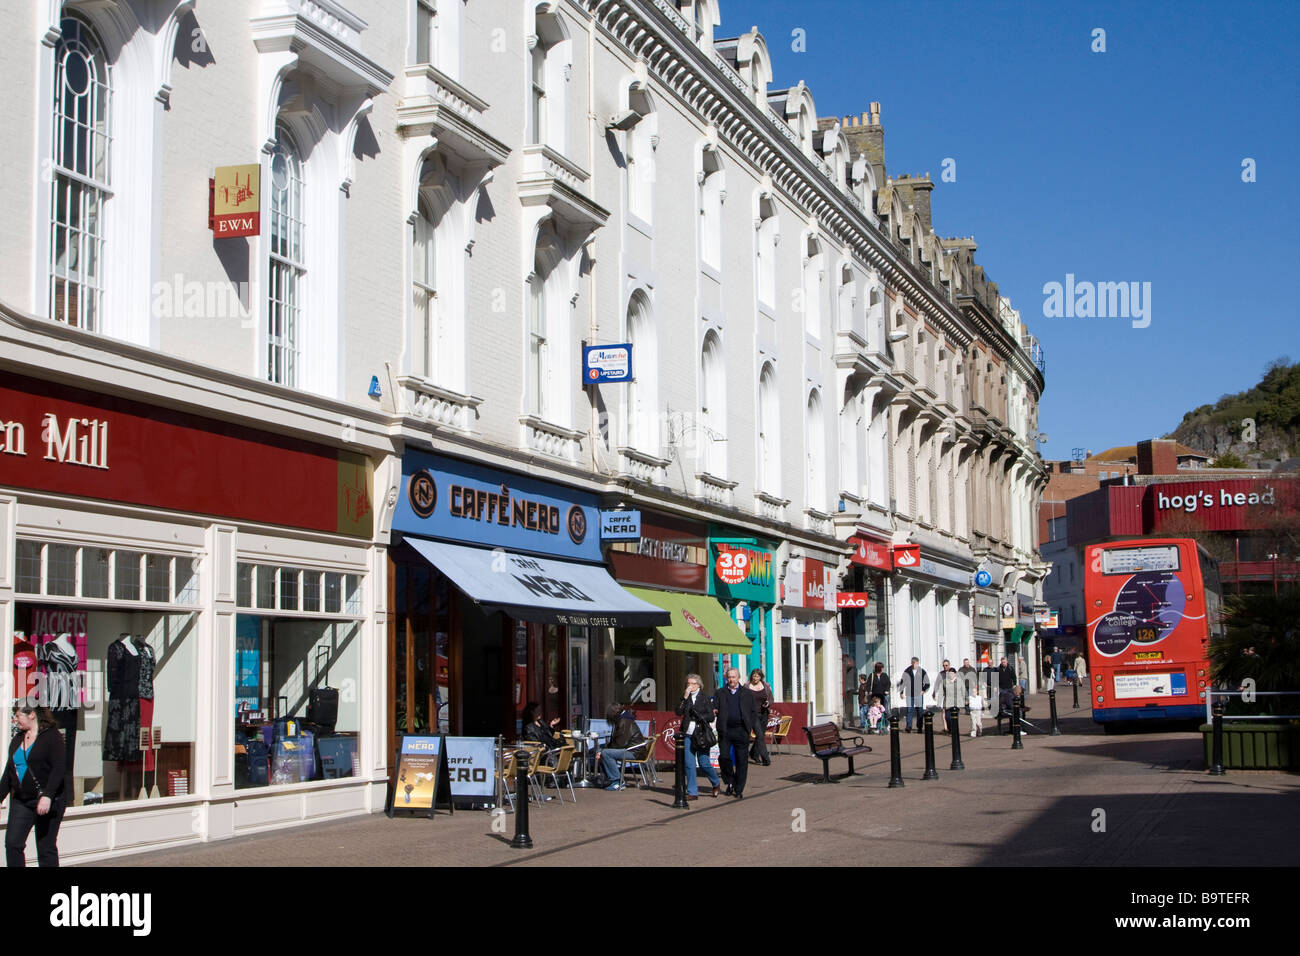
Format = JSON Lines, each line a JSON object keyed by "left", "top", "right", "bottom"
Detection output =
{"left": 12, "top": 540, "right": 198, "bottom": 806}
{"left": 234, "top": 562, "right": 364, "bottom": 789}
{"left": 614, "top": 631, "right": 657, "bottom": 705}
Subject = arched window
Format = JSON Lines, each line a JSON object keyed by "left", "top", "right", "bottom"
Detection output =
{"left": 802, "top": 234, "right": 823, "bottom": 337}
{"left": 49, "top": 15, "right": 111, "bottom": 330}
{"left": 626, "top": 292, "right": 658, "bottom": 452}
{"left": 758, "top": 363, "right": 779, "bottom": 494}
{"left": 529, "top": 5, "right": 569, "bottom": 151}
{"left": 700, "top": 147, "right": 723, "bottom": 269}
{"left": 756, "top": 193, "right": 777, "bottom": 307}
{"left": 837, "top": 263, "right": 854, "bottom": 333}
{"left": 528, "top": 271, "right": 547, "bottom": 417}
{"left": 267, "top": 124, "right": 305, "bottom": 386}
{"left": 412, "top": 199, "right": 437, "bottom": 380}
{"left": 626, "top": 86, "right": 655, "bottom": 224}
{"left": 700, "top": 331, "right": 726, "bottom": 475}
{"left": 806, "top": 390, "right": 826, "bottom": 512}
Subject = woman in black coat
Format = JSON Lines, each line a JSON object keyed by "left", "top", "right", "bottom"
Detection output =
{"left": 1, "top": 704, "right": 67, "bottom": 867}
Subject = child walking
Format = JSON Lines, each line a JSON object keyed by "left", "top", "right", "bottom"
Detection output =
{"left": 968, "top": 686, "right": 985, "bottom": 737}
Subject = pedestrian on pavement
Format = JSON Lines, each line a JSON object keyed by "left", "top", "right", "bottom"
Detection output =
{"left": 675, "top": 674, "right": 720, "bottom": 800}
{"left": 598, "top": 703, "right": 646, "bottom": 791}
{"left": 968, "top": 685, "right": 986, "bottom": 737}
{"left": 1041, "top": 655, "right": 1054, "bottom": 684}
{"left": 1, "top": 704, "right": 67, "bottom": 867}
{"left": 934, "top": 660, "right": 962, "bottom": 732}
{"left": 715, "top": 667, "right": 760, "bottom": 799}
{"left": 1051, "top": 647, "right": 1065, "bottom": 682}
{"left": 747, "top": 669, "right": 773, "bottom": 765}
{"left": 866, "top": 662, "right": 891, "bottom": 725}
{"left": 856, "top": 674, "right": 871, "bottom": 730}
{"left": 958, "top": 658, "right": 978, "bottom": 713}
{"left": 1073, "top": 651, "right": 1088, "bottom": 682}
{"left": 1015, "top": 652, "right": 1029, "bottom": 694}
{"left": 996, "top": 657, "right": 1016, "bottom": 717}
{"left": 898, "top": 657, "right": 929, "bottom": 732}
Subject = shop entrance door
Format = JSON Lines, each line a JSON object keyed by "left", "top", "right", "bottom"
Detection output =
{"left": 795, "top": 638, "right": 813, "bottom": 705}
{"left": 567, "top": 631, "right": 589, "bottom": 728}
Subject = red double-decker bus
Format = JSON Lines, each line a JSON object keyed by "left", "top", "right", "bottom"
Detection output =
{"left": 1083, "top": 538, "right": 1223, "bottom": 730}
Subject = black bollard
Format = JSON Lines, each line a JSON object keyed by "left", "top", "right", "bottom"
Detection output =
{"left": 1011, "top": 696, "right": 1024, "bottom": 750}
{"left": 888, "top": 712, "right": 904, "bottom": 788}
{"left": 1049, "top": 688, "right": 1062, "bottom": 735}
{"left": 948, "top": 707, "right": 965, "bottom": 770}
{"left": 1210, "top": 699, "right": 1226, "bottom": 776}
{"left": 672, "top": 731, "right": 690, "bottom": 808}
{"left": 1072, "top": 678, "right": 1079, "bottom": 709}
{"left": 510, "top": 750, "right": 533, "bottom": 848}
{"left": 922, "top": 710, "right": 939, "bottom": 780}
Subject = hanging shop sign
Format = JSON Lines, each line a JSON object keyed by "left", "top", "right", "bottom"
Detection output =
{"left": 395, "top": 451, "right": 601, "bottom": 562}
{"left": 975, "top": 569, "right": 993, "bottom": 588}
{"left": 609, "top": 513, "right": 708, "bottom": 591}
{"left": 209, "top": 164, "right": 261, "bottom": 238}
{"left": 600, "top": 509, "right": 641, "bottom": 541}
{"left": 801, "top": 558, "right": 833, "bottom": 611}
{"left": 892, "top": 545, "right": 921, "bottom": 568}
{"left": 0, "top": 372, "right": 372, "bottom": 537}
{"left": 709, "top": 540, "right": 776, "bottom": 605}
{"left": 836, "top": 592, "right": 871, "bottom": 609}
{"left": 582, "top": 344, "right": 633, "bottom": 384}
{"left": 848, "top": 535, "right": 893, "bottom": 570}
{"left": 1035, "top": 609, "right": 1060, "bottom": 629}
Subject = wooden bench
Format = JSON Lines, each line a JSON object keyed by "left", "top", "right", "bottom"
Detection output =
{"left": 803, "top": 722, "right": 872, "bottom": 783}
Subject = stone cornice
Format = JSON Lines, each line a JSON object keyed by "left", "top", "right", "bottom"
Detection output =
{"left": 588, "top": 0, "right": 975, "bottom": 349}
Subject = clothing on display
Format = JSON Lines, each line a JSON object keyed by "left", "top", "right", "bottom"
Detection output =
{"left": 104, "top": 635, "right": 155, "bottom": 763}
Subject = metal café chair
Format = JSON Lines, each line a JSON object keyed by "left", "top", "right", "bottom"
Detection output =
{"left": 533, "top": 745, "right": 578, "bottom": 803}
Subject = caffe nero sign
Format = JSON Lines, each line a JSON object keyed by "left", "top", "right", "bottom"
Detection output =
{"left": 395, "top": 451, "right": 601, "bottom": 562}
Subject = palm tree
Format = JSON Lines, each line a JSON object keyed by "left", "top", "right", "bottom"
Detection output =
{"left": 1210, "top": 586, "right": 1300, "bottom": 715}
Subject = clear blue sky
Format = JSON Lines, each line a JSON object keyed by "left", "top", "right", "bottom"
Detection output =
{"left": 717, "top": 0, "right": 1300, "bottom": 461}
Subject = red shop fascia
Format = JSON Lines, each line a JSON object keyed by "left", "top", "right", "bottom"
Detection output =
{"left": 0, "top": 371, "right": 375, "bottom": 535}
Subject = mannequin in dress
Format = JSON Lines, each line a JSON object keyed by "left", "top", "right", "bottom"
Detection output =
{"left": 104, "top": 633, "right": 142, "bottom": 767}
{"left": 134, "top": 635, "right": 156, "bottom": 774}
{"left": 37, "top": 632, "right": 79, "bottom": 775}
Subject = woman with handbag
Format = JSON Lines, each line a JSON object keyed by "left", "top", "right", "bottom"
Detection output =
{"left": 675, "top": 674, "right": 720, "bottom": 799}
{"left": 747, "top": 669, "right": 773, "bottom": 765}
{"left": 1, "top": 704, "right": 67, "bottom": 867}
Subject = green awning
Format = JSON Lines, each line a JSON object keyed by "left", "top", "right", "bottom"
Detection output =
{"left": 1004, "top": 624, "right": 1030, "bottom": 644}
{"left": 623, "top": 587, "right": 753, "bottom": 654}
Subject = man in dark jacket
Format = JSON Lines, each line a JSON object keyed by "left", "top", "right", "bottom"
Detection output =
{"left": 598, "top": 703, "right": 646, "bottom": 791}
{"left": 714, "top": 667, "right": 760, "bottom": 798}
{"left": 898, "top": 658, "right": 929, "bottom": 732}
{"left": 997, "top": 657, "right": 1016, "bottom": 716}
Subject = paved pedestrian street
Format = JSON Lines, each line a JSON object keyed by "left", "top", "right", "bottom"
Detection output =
{"left": 97, "top": 695, "right": 1300, "bottom": 868}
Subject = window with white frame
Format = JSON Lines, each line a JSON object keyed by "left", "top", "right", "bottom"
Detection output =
{"left": 802, "top": 234, "right": 823, "bottom": 337}
{"left": 837, "top": 263, "right": 854, "bottom": 333}
{"left": 626, "top": 86, "right": 655, "bottom": 224}
{"left": 16, "top": 540, "right": 199, "bottom": 606}
{"left": 626, "top": 292, "right": 658, "bottom": 453}
{"left": 758, "top": 362, "right": 779, "bottom": 494}
{"left": 528, "top": 7, "right": 568, "bottom": 151}
{"left": 756, "top": 194, "right": 777, "bottom": 308}
{"left": 49, "top": 15, "right": 111, "bottom": 331}
{"left": 805, "top": 389, "right": 827, "bottom": 512}
{"left": 699, "top": 147, "right": 723, "bottom": 269}
{"left": 415, "top": 0, "right": 437, "bottom": 65}
{"left": 700, "top": 331, "right": 726, "bottom": 475}
{"left": 528, "top": 273, "right": 547, "bottom": 418}
{"left": 267, "top": 125, "right": 305, "bottom": 387}
{"left": 412, "top": 199, "right": 437, "bottom": 380}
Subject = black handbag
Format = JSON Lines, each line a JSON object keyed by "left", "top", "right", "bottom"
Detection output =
{"left": 694, "top": 721, "right": 717, "bottom": 750}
